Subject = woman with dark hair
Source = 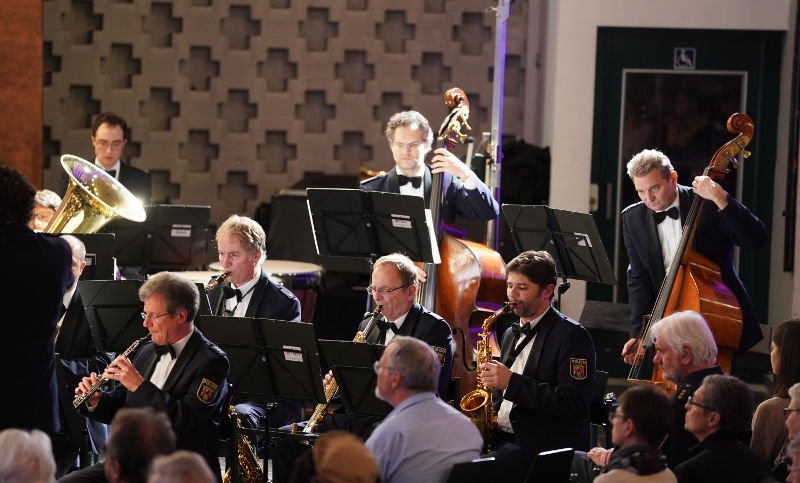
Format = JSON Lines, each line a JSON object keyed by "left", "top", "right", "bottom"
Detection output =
{"left": 750, "top": 319, "right": 800, "bottom": 478}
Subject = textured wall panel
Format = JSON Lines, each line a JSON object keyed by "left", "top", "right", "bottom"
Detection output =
{"left": 43, "top": 0, "right": 529, "bottom": 224}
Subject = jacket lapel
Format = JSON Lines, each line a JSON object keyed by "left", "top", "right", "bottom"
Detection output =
{"left": 244, "top": 271, "right": 267, "bottom": 318}
{"left": 162, "top": 330, "right": 200, "bottom": 392}
{"left": 523, "top": 308, "right": 557, "bottom": 375}
{"left": 385, "top": 168, "right": 401, "bottom": 194}
{"left": 395, "top": 304, "right": 422, "bottom": 337}
{"left": 56, "top": 291, "right": 81, "bottom": 355}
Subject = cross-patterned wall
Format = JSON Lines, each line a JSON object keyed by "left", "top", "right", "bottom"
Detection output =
{"left": 43, "top": 0, "right": 530, "bottom": 224}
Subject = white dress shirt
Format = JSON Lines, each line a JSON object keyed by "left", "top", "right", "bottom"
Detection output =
{"left": 149, "top": 331, "right": 192, "bottom": 389}
{"left": 656, "top": 197, "right": 682, "bottom": 271}
{"left": 224, "top": 271, "right": 260, "bottom": 317}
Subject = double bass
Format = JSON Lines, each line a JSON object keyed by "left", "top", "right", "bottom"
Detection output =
{"left": 418, "top": 88, "right": 506, "bottom": 399}
{"left": 628, "top": 112, "right": 755, "bottom": 388}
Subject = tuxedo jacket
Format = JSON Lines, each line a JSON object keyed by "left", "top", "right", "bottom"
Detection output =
{"left": 621, "top": 185, "right": 767, "bottom": 350}
{"left": 495, "top": 306, "right": 596, "bottom": 455}
{"left": 207, "top": 270, "right": 301, "bottom": 322}
{"left": 360, "top": 166, "right": 499, "bottom": 224}
{"left": 55, "top": 290, "right": 113, "bottom": 451}
{"left": 60, "top": 161, "right": 152, "bottom": 204}
{"left": 82, "top": 329, "right": 229, "bottom": 474}
{"left": 0, "top": 224, "right": 73, "bottom": 434}
{"left": 359, "top": 303, "right": 455, "bottom": 399}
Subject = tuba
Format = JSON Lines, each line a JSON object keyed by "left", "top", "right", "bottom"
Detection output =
{"left": 459, "top": 303, "right": 513, "bottom": 449}
{"left": 46, "top": 154, "right": 146, "bottom": 234}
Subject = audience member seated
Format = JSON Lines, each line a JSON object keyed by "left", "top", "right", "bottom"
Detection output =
{"left": 365, "top": 336, "right": 482, "bottom": 483}
{"left": 29, "top": 189, "right": 61, "bottom": 231}
{"left": 674, "top": 374, "right": 770, "bottom": 483}
{"left": 290, "top": 431, "right": 378, "bottom": 483}
{"left": 575, "top": 310, "right": 722, "bottom": 477}
{"left": 751, "top": 320, "right": 800, "bottom": 466}
{"left": 775, "top": 382, "right": 800, "bottom": 481}
{"left": 0, "top": 428, "right": 57, "bottom": 483}
{"left": 786, "top": 436, "right": 800, "bottom": 483}
{"left": 148, "top": 451, "right": 215, "bottom": 483}
{"left": 103, "top": 408, "right": 176, "bottom": 483}
{"left": 594, "top": 385, "right": 676, "bottom": 483}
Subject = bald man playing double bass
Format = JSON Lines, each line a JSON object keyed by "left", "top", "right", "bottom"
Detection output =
{"left": 620, "top": 149, "right": 767, "bottom": 363}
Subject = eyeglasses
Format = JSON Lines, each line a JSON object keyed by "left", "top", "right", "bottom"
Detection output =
{"left": 391, "top": 141, "right": 424, "bottom": 151}
{"left": 686, "top": 395, "right": 717, "bottom": 412}
{"left": 784, "top": 407, "right": 800, "bottom": 418}
{"left": 608, "top": 411, "right": 627, "bottom": 424}
{"left": 141, "top": 311, "right": 170, "bottom": 321}
{"left": 372, "top": 361, "right": 395, "bottom": 374}
{"left": 366, "top": 284, "right": 411, "bottom": 296}
{"left": 95, "top": 140, "right": 125, "bottom": 150}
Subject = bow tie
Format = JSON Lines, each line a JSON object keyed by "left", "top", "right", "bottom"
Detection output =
{"left": 377, "top": 319, "right": 400, "bottom": 334}
{"left": 398, "top": 175, "right": 422, "bottom": 189}
{"left": 653, "top": 206, "right": 679, "bottom": 224}
{"left": 222, "top": 285, "right": 243, "bottom": 302}
{"left": 105, "top": 169, "right": 118, "bottom": 177}
{"left": 511, "top": 322, "right": 534, "bottom": 339}
{"left": 153, "top": 343, "right": 176, "bottom": 359}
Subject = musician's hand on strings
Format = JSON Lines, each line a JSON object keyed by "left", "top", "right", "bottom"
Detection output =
{"left": 430, "top": 148, "right": 475, "bottom": 184}
{"left": 481, "top": 360, "right": 512, "bottom": 390}
{"left": 104, "top": 355, "right": 144, "bottom": 393}
{"left": 692, "top": 175, "right": 728, "bottom": 210}
{"left": 621, "top": 337, "right": 645, "bottom": 365}
{"left": 75, "top": 372, "right": 102, "bottom": 408}
{"left": 415, "top": 266, "right": 427, "bottom": 283}
{"left": 587, "top": 447, "right": 614, "bottom": 468}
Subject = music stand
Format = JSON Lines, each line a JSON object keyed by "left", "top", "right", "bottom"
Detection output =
{"left": 306, "top": 188, "right": 440, "bottom": 265}
{"left": 72, "top": 233, "right": 116, "bottom": 281}
{"left": 101, "top": 217, "right": 147, "bottom": 268}
{"left": 524, "top": 447, "right": 574, "bottom": 483}
{"left": 77, "top": 280, "right": 147, "bottom": 353}
{"left": 147, "top": 204, "right": 210, "bottom": 272}
{"left": 317, "top": 340, "right": 392, "bottom": 417}
{"left": 502, "top": 204, "right": 615, "bottom": 306}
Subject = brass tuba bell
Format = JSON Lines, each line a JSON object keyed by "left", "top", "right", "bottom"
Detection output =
{"left": 46, "top": 154, "right": 146, "bottom": 234}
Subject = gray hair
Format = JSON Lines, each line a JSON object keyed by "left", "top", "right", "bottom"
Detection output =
{"left": 216, "top": 214, "right": 267, "bottom": 261}
{"left": 139, "top": 272, "right": 200, "bottom": 322}
{"left": 61, "top": 234, "right": 86, "bottom": 261}
{"left": 650, "top": 311, "right": 718, "bottom": 366}
{"left": 0, "top": 428, "right": 56, "bottom": 482}
{"left": 626, "top": 149, "right": 674, "bottom": 180}
{"left": 34, "top": 189, "right": 62, "bottom": 210}
{"left": 373, "top": 253, "right": 419, "bottom": 288}
{"left": 384, "top": 110, "right": 434, "bottom": 147}
{"left": 148, "top": 450, "right": 216, "bottom": 483}
{"left": 385, "top": 336, "right": 439, "bottom": 392}
{"left": 701, "top": 374, "right": 754, "bottom": 434}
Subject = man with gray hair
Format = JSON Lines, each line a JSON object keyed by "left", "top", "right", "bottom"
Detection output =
{"left": 620, "top": 148, "right": 766, "bottom": 363}
{"left": 675, "top": 374, "right": 770, "bottom": 482}
{"left": 103, "top": 408, "right": 176, "bottom": 483}
{"left": 366, "top": 336, "right": 482, "bottom": 483}
{"left": 361, "top": 110, "right": 499, "bottom": 224}
{"left": 0, "top": 428, "right": 56, "bottom": 482}
{"left": 67, "top": 272, "right": 229, "bottom": 482}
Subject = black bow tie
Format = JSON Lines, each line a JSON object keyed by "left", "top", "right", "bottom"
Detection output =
{"left": 153, "top": 343, "right": 176, "bottom": 359}
{"left": 511, "top": 322, "right": 534, "bottom": 339}
{"left": 222, "top": 285, "right": 243, "bottom": 302}
{"left": 398, "top": 175, "right": 422, "bottom": 189}
{"left": 376, "top": 318, "right": 400, "bottom": 344}
{"left": 653, "top": 206, "right": 679, "bottom": 224}
{"left": 105, "top": 169, "right": 118, "bottom": 177}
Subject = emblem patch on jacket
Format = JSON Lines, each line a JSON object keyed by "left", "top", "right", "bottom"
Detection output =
{"left": 432, "top": 346, "right": 447, "bottom": 367}
{"left": 197, "top": 378, "right": 219, "bottom": 404}
{"left": 569, "top": 358, "right": 588, "bottom": 380}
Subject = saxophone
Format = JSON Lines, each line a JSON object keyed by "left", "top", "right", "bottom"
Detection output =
{"left": 459, "top": 303, "right": 514, "bottom": 447}
{"left": 205, "top": 272, "right": 230, "bottom": 292}
{"left": 303, "top": 305, "right": 383, "bottom": 434}
{"left": 222, "top": 407, "right": 263, "bottom": 483}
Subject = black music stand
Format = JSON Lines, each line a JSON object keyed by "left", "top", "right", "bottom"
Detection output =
{"left": 196, "top": 316, "right": 326, "bottom": 482}
{"left": 77, "top": 280, "right": 148, "bottom": 352}
{"left": 306, "top": 188, "right": 440, "bottom": 265}
{"left": 502, "top": 204, "right": 615, "bottom": 307}
{"left": 72, "top": 233, "right": 116, "bottom": 281}
{"left": 317, "top": 340, "right": 392, "bottom": 417}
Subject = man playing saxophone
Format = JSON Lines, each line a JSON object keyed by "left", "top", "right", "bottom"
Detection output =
{"left": 480, "top": 250, "right": 596, "bottom": 481}
{"left": 63, "top": 272, "right": 229, "bottom": 482}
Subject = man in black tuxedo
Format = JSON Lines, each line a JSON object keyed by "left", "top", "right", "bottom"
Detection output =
{"left": 207, "top": 214, "right": 301, "bottom": 429}
{"left": 0, "top": 165, "right": 73, "bottom": 436}
{"left": 360, "top": 110, "right": 499, "bottom": 225}
{"left": 61, "top": 112, "right": 151, "bottom": 204}
{"left": 53, "top": 235, "right": 113, "bottom": 476}
{"left": 66, "top": 272, "right": 229, "bottom": 482}
{"left": 481, "top": 250, "right": 596, "bottom": 482}
{"left": 620, "top": 149, "right": 767, "bottom": 362}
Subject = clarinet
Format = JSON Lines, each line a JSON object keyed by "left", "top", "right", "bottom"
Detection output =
{"left": 72, "top": 334, "right": 151, "bottom": 408}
